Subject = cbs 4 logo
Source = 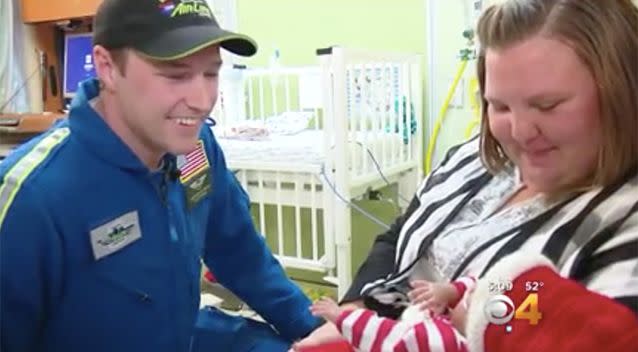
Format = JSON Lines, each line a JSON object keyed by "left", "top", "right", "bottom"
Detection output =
{"left": 484, "top": 293, "right": 542, "bottom": 326}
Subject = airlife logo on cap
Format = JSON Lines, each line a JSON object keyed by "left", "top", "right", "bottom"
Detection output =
{"left": 157, "top": 0, "right": 212, "bottom": 19}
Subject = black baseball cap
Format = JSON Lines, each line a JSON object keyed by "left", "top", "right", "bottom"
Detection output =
{"left": 93, "top": 0, "right": 257, "bottom": 60}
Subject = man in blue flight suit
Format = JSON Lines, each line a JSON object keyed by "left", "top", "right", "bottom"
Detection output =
{"left": 0, "top": 0, "right": 321, "bottom": 351}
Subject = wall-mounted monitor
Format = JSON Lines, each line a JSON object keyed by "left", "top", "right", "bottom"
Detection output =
{"left": 63, "top": 32, "right": 95, "bottom": 98}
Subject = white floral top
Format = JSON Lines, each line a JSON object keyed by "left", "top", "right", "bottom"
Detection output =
{"left": 425, "top": 166, "right": 547, "bottom": 280}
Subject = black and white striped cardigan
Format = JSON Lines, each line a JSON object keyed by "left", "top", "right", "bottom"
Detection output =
{"left": 343, "top": 137, "right": 638, "bottom": 317}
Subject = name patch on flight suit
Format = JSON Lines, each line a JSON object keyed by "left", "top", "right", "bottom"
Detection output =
{"left": 90, "top": 211, "right": 142, "bottom": 260}
{"left": 177, "top": 140, "right": 212, "bottom": 209}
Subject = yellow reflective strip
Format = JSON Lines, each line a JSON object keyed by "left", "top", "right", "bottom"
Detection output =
{"left": 0, "top": 128, "right": 70, "bottom": 227}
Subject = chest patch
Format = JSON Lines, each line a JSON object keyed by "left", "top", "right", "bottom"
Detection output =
{"left": 177, "top": 140, "right": 212, "bottom": 208}
{"left": 90, "top": 211, "right": 142, "bottom": 260}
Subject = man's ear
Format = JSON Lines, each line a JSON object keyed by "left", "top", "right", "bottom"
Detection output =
{"left": 93, "top": 45, "right": 120, "bottom": 92}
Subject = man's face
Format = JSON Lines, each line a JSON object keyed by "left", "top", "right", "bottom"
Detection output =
{"left": 108, "top": 45, "right": 222, "bottom": 165}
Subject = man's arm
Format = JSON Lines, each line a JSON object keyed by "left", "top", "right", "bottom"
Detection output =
{"left": 0, "top": 185, "right": 64, "bottom": 352}
{"left": 200, "top": 131, "right": 321, "bottom": 342}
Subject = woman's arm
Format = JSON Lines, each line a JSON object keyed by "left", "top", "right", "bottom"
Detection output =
{"left": 567, "top": 214, "right": 638, "bottom": 315}
{"left": 342, "top": 137, "right": 479, "bottom": 303}
{"left": 341, "top": 196, "right": 422, "bottom": 303}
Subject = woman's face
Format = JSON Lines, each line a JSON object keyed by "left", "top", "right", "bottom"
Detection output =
{"left": 484, "top": 35, "right": 601, "bottom": 193}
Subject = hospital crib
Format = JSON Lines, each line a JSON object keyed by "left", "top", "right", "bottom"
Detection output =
{"left": 211, "top": 47, "right": 424, "bottom": 297}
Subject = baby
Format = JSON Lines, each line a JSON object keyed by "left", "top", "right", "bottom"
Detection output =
{"left": 309, "top": 277, "right": 475, "bottom": 352}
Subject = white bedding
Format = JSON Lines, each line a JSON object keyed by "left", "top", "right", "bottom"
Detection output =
{"left": 214, "top": 129, "right": 406, "bottom": 172}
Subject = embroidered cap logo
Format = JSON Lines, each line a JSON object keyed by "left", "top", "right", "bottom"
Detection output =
{"left": 158, "top": 0, "right": 213, "bottom": 18}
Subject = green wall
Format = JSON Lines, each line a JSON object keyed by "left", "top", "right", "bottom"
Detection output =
{"left": 236, "top": 0, "right": 426, "bottom": 67}
{"left": 234, "top": 0, "right": 479, "bottom": 167}
{"left": 425, "top": 1, "right": 480, "bottom": 167}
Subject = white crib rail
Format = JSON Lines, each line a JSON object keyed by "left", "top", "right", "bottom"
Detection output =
{"left": 319, "top": 47, "right": 423, "bottom": 296}
{"left": 234, "top": 168, "right": 335, "bottom": 272}
{"left": 215, "top": 48, "right": 423, "bottom": 298}
{"left": 337, "top": 47, "right": 423, "bottom": 190}
{"left": 216, "top": 66, "right": 323, "bottom": 130}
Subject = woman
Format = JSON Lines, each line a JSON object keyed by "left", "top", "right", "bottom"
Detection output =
{"left": 295, "top": 0, "right": 638, "bottom": 349}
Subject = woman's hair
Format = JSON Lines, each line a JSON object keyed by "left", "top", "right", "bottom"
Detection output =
{"left": 476, "top": 0, "right": 638, "bottom": 191}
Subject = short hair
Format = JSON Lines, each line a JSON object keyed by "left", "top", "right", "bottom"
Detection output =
{"left": 109, "top": 48, "right": 129, "bottom": 76}
{"left": 476, "top": 0, "right": 638, "bottom": 191}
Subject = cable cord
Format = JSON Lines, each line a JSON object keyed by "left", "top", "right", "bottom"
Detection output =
{"left": 330, "top": 139, "right": 413, "bottom": 204}
{"left": 317, "top": 164, "right": 391, "bottom": 231}
{"left": 353, "top": 140, "right": 412, "bottom": 205}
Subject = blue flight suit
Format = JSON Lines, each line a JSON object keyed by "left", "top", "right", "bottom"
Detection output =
{"left": 0, "top": 79, "right": 321, "bottom": 352}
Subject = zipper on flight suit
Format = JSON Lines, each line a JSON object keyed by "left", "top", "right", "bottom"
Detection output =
{"left": 161, "top": 172, "right": 180, "bottom": 242}
{"left": 154, "top": 168, "right": 179, "bottom": 243}
{"left": 160, "top": 163, "right": 193, "bottom": 350}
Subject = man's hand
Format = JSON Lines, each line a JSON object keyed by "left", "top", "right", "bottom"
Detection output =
{"left": 289, "top": 322, "right": 344, "bottom": 351}
{"left": 289, "top": 300, "right": 363, "bottom": 351}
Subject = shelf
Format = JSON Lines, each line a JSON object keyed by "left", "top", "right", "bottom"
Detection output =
{"left": 21, "top": 0, "right": 102, "bottom": 23}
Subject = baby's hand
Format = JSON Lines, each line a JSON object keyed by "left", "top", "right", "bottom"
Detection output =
{"left": 407, "top": 280, "right": 433, "bottom": 305}
{"left": 409, "top": 281, "right": 457, "bottom": 315}
{"left": 310, "top": 297, "right": 342, "bottom": 324}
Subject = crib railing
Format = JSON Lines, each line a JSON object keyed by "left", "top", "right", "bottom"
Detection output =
{"left": 233, "top": 168, "right": 336, "bottom": 273}
{"left": 213, "top": 47, "right": 423, "bottom": 297}
{"left": 214, "top": 66, "right": 324, "bottom": 131}
{"left": 319, "top": 46, "right": 423, "bottom": 294}
{"left": 325, "top": 47, "right": 423, "bottom": 188}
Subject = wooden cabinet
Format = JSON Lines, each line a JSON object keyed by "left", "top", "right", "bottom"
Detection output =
{"left": 21, "top": 0, "right": 103, "bottom": 23}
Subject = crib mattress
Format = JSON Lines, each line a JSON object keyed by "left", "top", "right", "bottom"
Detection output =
{"left": 215, "top": 129, "right": 407, "bottom": 173}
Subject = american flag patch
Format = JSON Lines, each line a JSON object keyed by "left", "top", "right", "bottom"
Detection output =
{"left": 178, "top": 141, "right": 209, "bottom": 183}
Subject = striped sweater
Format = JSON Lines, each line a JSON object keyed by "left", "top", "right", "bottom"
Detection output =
{"left": 343, "top": 137, "right": 638, "bottom": 318}
{"left": 334, "top": 277, "right": 475, "bottom": 352}
{"left": 335, "top": 309, "right": 467, "bottom": 352}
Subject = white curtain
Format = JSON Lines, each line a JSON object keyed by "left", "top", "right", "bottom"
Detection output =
{"left": 0, "top": 0, "right": 30, "bottom": 113}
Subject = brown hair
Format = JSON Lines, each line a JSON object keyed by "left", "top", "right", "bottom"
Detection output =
{"left": 109, "top": 48, "right": 129, "bottom": 76}
{"left": 476, "top": 0, "right": 638, "bottom": 191}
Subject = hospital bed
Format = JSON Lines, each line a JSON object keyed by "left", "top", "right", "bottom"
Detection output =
{"left": 211, "top": 47, "right": 423, "bottom": 297}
